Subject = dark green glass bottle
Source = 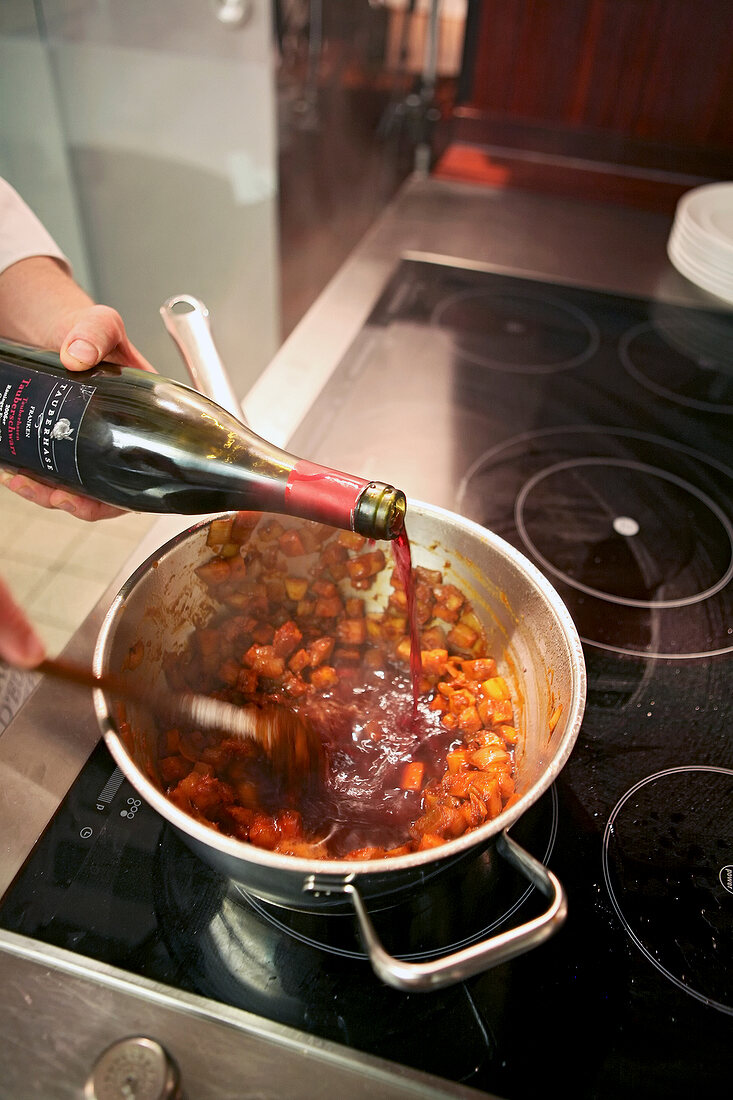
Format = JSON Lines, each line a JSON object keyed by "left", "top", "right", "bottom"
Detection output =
{"left": 0, "top": 339, "right": 406, "bottom": 540}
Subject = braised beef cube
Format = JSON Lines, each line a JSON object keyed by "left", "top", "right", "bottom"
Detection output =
{"left": 273, "top": 619, "right": 303, "bottom": 658}
{"left": 308, "top": 636, "right": 335, "bottom": 666}
{"left": 278, "top": 528, "right": 306, "bottom": 557}
{"left": 336, "top": 617, "right": 367, "bottom": 645}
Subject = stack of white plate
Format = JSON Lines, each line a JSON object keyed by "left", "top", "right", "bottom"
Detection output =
{"left": 668, "top": 181, "right": 733, "bottom": 307}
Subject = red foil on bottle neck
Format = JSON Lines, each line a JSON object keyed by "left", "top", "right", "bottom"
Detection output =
{"left": 285, "top": 459, "right": 369, "bottom": 529}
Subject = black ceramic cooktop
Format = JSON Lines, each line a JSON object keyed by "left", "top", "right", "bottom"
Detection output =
{"left": 2, "top": 261, "right": 732, "bottom": 1099}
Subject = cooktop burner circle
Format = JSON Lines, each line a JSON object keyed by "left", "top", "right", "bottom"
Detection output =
{"left": 620, "top": 320, "right": 733, "bottom": 414}
{"left": 431, "top": 288, "right": 600, "bottom": 374}
{"left": 515, "top": 456, "right": 733, "bottom": 609}
{"left": 602, "top": 766, "right": 733, "bottom": 1015}
{"left": 457, "top": 427, "right": 733, "bottom": 659}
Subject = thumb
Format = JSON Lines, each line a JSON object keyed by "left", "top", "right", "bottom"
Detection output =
{"left": 59, "top": 305, "right": 153, "bottom": 372}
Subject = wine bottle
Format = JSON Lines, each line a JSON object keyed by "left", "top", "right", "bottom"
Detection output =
{"left": 0, "top": 339, "right": 406, "bottom": 540}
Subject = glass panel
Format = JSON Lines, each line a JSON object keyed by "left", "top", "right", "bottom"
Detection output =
{"left": 0, "top": 0, "right": 280, "bottom": 394}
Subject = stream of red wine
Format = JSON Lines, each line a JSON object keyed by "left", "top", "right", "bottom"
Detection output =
{"left": 391, "top": 527, "right": 422, "bottom": 723}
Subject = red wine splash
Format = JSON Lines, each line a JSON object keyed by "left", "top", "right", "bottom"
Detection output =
{"left": 391, "top": 526, "right": 422, "bottom": 723}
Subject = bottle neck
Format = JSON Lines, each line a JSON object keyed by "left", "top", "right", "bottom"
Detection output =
{"left": 284, "top": 460, "right": 405, "bottom": 540}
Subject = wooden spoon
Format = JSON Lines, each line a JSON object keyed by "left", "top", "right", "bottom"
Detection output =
{"left": 34, "top": 657, "right": 324, "bottom": 787}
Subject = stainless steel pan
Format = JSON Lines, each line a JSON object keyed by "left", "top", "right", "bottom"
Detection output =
{"left": 92, "top": 297, "right": 587, "bottom": 991}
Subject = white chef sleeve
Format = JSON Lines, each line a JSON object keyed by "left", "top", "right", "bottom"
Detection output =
{"left": 0, "top": 177, "right": 71, "bottom": 275}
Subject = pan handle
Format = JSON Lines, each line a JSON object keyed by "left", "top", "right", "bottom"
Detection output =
{"left": 160, "top": 294, "right": 248, "bottom": 424}
{"left": 306, "top": 832, "right": 566, "bottom": 992}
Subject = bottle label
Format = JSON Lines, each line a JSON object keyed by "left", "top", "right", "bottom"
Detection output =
{"left": 0, "top": 358, "right": 95, "bottom": 486}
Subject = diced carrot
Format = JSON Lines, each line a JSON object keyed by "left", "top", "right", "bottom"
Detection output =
{"left": 492, "top": 700, "right": 514, "bottom": 724}
{"left": 249, "top": 813, "right": 279, "bottom": 850}
{"left": 457, "top": 705, "right": 483, "bottom": 736}
{"left": 498, "top": 724, "right": 518, "bottom": 745}
{"left": 417, "top": 833, "right": 445, "bottom": 850}
{"left": 461, "top": 657, "right": 498, "bottom": 680}
{"left": 433, "top": 603, "right": 460, "bottom": 623}
{"left": 448, "top": 688, "right": 476, "bottom": 716}
{"left": 481, "top": 675, "right": 511, "bottom": 701}
{"left": 310, "top": 665, "right": 339, "bottom": 690}
{"left": 446, "top": 749, "right": 470, "bottom": 772}
{"left": 429, "top": 693, "right": 448, "bottom": 713}
{"left": 400, "top": 761, "right": 425, "bottom": 791}
{"left": 470, "top": 745, "right": 511, "bottom": 771}
{"left": 421, "top": 648, "right": 448, "bottom": 677}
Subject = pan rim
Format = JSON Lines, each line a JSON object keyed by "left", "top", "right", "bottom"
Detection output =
{"left": 94, "top": 498, "right": 587, "bottom": 880}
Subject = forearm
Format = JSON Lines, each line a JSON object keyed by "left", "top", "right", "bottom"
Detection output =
{"left": 0, "top": 255, "right": 94, "bottom": 348}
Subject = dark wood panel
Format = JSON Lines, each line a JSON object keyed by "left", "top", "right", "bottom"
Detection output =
{"left": 463, "top": 0, "right": 733, "bottom": 151}
{"left": 432, "top": 140, "right": 703, "bottom": 213}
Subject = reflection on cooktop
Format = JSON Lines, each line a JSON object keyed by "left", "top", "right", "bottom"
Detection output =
{"left": 288, "top": 260, "right": 733, "bottom": 661}
{"left": 457, "top": 427, "right": 733, "bottom": 658}
{"left": 431, "top": 287, "right": 600, "bottom": 373}
{"left": 603, "top": 766, "right": 733, "bottom": 1014}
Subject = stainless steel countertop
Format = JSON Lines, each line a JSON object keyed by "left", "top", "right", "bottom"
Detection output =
{"left": 0, "top": 174, "right": 716, "bottom": 1098}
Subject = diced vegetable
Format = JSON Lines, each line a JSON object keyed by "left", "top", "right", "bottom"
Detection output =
{"left": 157, "top": 518, "right": 518, "bottom": 861}
{"left": 400, "top": 761, "right": 425, "bottom": 791}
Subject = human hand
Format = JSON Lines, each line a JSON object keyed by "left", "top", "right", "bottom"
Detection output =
{"left": 0, "top": 300, "right": 155, "bottom": 521}
{"left": 0, "top": 575, "right": 44, "bottom": 668}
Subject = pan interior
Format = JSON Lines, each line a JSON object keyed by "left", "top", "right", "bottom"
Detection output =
{"left": 95, "top": 503, "right": 585, "bottom": 871}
